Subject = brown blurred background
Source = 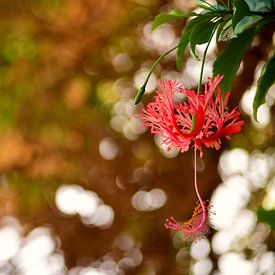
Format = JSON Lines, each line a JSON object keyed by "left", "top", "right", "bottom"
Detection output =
{"left": 0, "top": 0, "right": 274, "bottom": 274}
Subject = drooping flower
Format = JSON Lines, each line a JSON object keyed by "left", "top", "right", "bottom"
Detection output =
{"left": 138, "top": 75, "right": 244, "bottom": 157}
{"left": 138, "top": 75, "right": 244, "bottom": 241}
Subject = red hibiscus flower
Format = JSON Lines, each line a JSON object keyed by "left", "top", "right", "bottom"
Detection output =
{"left": 138, "top": 75, "right": 244, "bottom": 157}
{"left": 138, "top": 75, "right": 244, "bottom": 241}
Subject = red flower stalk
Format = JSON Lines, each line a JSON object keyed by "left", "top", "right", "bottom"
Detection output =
{"left": 138, "top": 75, "right": 243, "bottom": 241}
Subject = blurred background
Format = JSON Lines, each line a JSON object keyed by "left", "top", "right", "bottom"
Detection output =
{"left": 0, "top": 0, "right": 274, "bottom": 274}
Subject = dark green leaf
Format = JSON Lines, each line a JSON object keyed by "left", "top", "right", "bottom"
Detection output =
{"left": 189, "top": 18, "right": 216, "bottom": 59}
{"left": 213, "top": 28, "right": 255, "bottom": 91}
{"left": 234, "top": 15, "right": 262, "bottom": 34}
{"left": 216, "top": 20, "right": 228, "bottom": 43}
{"left": 218, "top": 19, "right": 237, "bottom": 41}
{"left": 176, "top": 15, "right": 214, "bottom": 69}
{"left": 253, "top": 55, "right": 275, "bottom": 121}
{"left": 232, "top": 0, "right": 250, "bottom": 28}
{"left": 226, "top": 0, "right": 234, "bottom": 9}
{"left": 256, "top": 15, "right": 275, "bottom": 30}
{"left": 151, "top": 10, "right": 195, "bottom": 31}
{"left": 233, "top": 1, "right": 264, "bottom": 34}
{"left": 257, "top": 207, "right": 275, "bottom": 229}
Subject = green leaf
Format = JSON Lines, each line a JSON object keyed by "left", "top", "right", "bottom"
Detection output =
{"left": 196, "top": 0, "right": 213, "bottom": 10}
{"left": 189, "top": 18, "right": 216, "bottom": 59}
{"left": 176, "top": 15, "right": 214, "bottom": 69}
{"left": 216, "top": 20, "right": 228, "bottom": 43}
{"left": 213, "top": 28, "right": 255, "bottom": 91}
{"left": 151, "top": 10, "right": 195, "bottom": 31}
{"left": 257, "top": 207, "right": 275, "bottom": 229}
{"left": 197, "top": 4, "right": 213, "bottom": 10}
{"left": 234, "top": 15, "right": 262, "bottom": 34}
{"left": 197, "top": 0, "right": 226, "bottom": 11}
{"left": 244, "top": 0, "right": 273, "bottom": 12}
{"left": 218, "top": 19, "right": 237, "bottom": 41}
{"left": 256, "top": 15, "right": 275, "bottom": 30}
{"left": 232, "top": 0, "right": 250, "bottom": 28}
{"left": 253, "top": 55, "right": 275, "bottom": 121}
{"left": 233, "top": 0, "right": 265, "bottom": 34}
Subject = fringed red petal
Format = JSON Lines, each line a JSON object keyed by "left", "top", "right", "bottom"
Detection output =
{"left": 138, "top": 75, "right": 244, "bottom": 156}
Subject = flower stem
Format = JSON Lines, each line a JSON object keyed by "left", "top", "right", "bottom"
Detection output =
{"left": 133, "top": 45, "right": 178, "bottom": 105}
{"left": 197, "top": 23, "right": 219, "bottom": 93}
{"left": 194, "top": 146, "right": 203, "bottom": 207}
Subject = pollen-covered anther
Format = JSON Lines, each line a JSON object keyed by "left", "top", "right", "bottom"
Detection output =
{"left": 165, "top": 200, "right": 214, "bottom": 241}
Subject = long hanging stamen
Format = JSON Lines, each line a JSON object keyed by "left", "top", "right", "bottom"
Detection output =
{"left": 193, "top": 146, "right": 206, "bottom": 223}
{"left": 165, "top": 146, "right": 212, "bottom": 241}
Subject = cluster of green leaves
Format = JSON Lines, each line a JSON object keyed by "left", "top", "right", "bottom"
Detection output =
{"left": 134, "top": 0, "right": 275, "bottom": 122}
